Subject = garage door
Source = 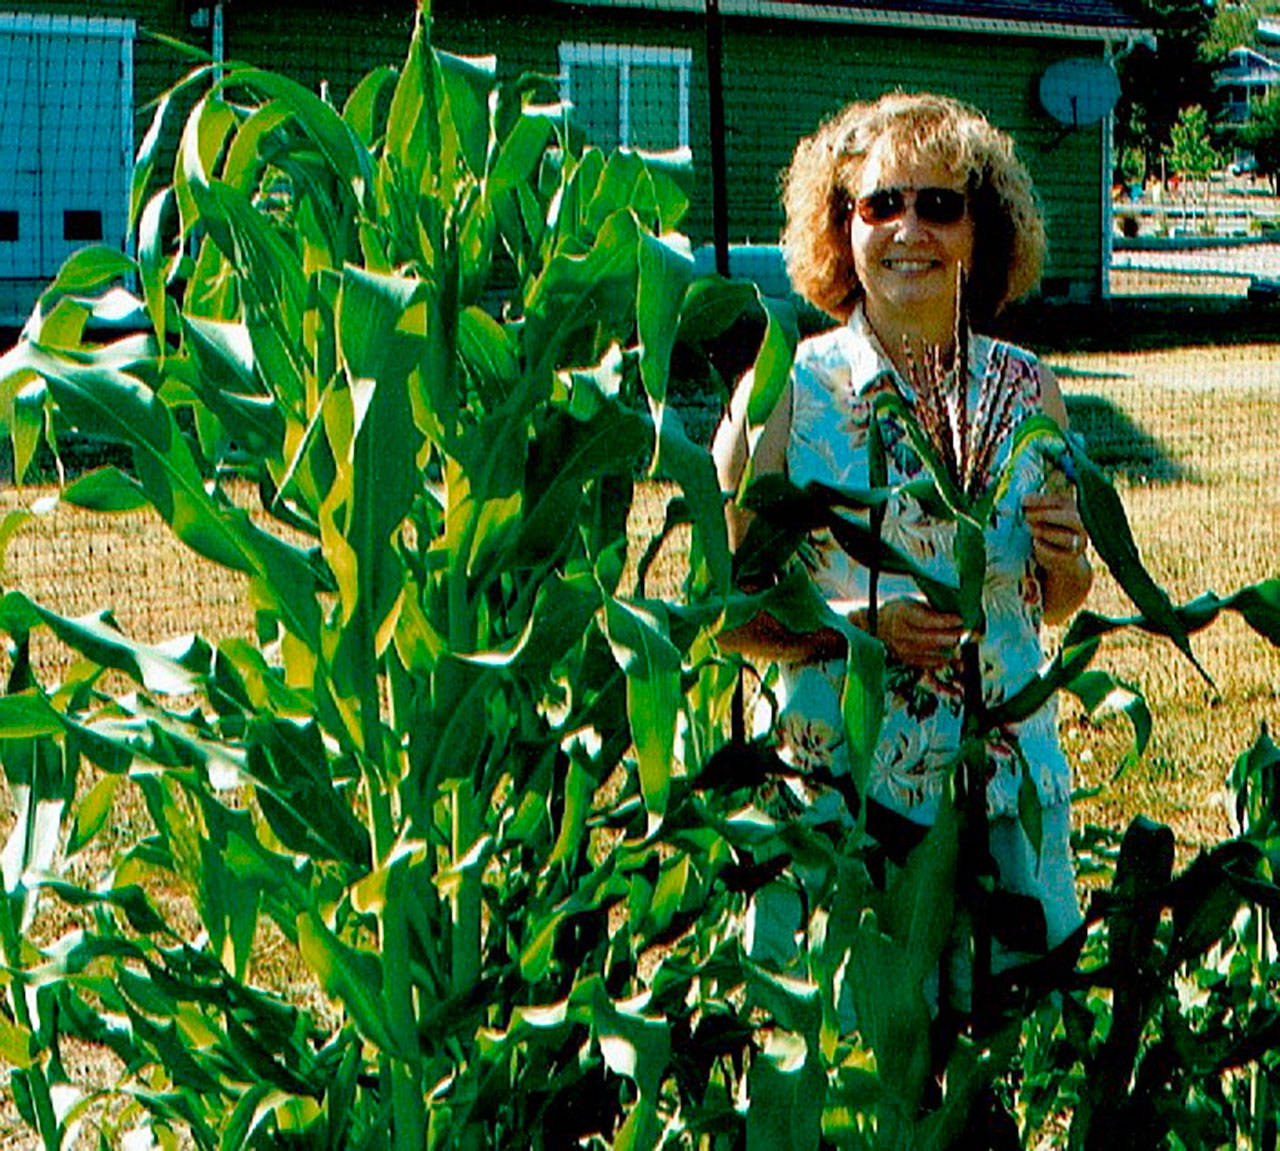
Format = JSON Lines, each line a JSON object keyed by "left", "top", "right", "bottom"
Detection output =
{"left": 0, "top": 15, "right": 134, "bottom": 297}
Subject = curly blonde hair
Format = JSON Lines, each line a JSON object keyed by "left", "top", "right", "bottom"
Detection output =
{"left": 780, "top": 92, "right": 1046, "bottom": 325}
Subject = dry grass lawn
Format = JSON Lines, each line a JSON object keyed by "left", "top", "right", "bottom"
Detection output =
{"left": 1046, "top": 344, "right": 1280, "bottom": 854}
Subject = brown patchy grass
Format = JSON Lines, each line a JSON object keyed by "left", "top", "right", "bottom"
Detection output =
{"left": 1045, "top": 345, "right": 1280, "bottom": 856}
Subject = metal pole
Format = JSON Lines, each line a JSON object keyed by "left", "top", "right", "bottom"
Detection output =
{"left": 705, "top": 0, "right": 730, "bottom": 277}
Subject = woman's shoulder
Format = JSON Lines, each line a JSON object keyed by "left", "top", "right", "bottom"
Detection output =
{"left": 793, "top": 317, "right": 885, "bottom": 396}
{"left": 976, "top": 332, "right": 1039, "bottom": 368}
{"left": 977, "top": 333, "right": 1046, "bottom": 406}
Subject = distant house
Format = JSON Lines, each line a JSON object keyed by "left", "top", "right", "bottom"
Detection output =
{"left": 0, "top": 0, "right": 1150, "bottom": 325}
{"left": 1216, "top": 44, "right": 1280, "bottom": 125}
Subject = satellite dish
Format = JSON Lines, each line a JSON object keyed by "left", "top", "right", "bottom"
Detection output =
{"left": 1039, "top": 58, "right": 1121, "bottom": 128}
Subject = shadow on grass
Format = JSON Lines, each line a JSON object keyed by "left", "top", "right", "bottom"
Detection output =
{"left": 1000, "top": 297, "right": 1280, "bottom": 353}
{"left": 1064, "top": 395, "right": 1191, "bottom": 484}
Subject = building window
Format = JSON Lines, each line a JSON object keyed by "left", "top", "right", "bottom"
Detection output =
{"left": 559, "top": 42, "right": 692, "bottom": 160}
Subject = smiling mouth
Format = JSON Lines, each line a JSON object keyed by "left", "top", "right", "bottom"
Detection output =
{"left": 881, "top": 258, "right": 942, "bottom": 272}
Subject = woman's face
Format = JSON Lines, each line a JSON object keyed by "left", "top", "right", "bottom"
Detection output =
{"left": 847, "top": 146, "right": 975, "bottom": 340}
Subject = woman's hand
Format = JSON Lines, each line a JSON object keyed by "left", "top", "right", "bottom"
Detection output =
{"left": 853, "top": 598, "right": 964, "bottom": 671}
{"left": 1022, "top": 492, "right": 1086, "bottom": 569}
{"left": 1022, "top": 492, "right": 1093, "bottom": 624}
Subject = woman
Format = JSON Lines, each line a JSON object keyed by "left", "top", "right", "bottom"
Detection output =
{"left": 712, "top": 92, "right": 1092, "bottom": 952}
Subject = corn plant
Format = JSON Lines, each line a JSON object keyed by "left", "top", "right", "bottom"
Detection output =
{"left": 0, "top": 6, "right": 833, "bottom": 1146}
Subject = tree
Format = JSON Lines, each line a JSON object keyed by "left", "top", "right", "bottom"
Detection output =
{"left": 1114, "top": 0, "right": 1217, "bottom": 167}
{"left": 1166, "top": 103, "right": 1222, "bottom": 178}
{"left": 1201, "top": 0, "right": 1280, "bottom": 61}
{"left": 1241, "top": 90, "right": 1280, "bottom": 188}
{"left": 1165, "top": 104, "right": 1223, "bottom": 230}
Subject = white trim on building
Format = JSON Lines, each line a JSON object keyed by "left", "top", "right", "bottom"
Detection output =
{"left": 559, "top": 42, "right": 694, "bottom": 162}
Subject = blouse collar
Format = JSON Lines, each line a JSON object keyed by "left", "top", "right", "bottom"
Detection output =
{"left": 843, "top": 303, "right": 910, "bottom": 399}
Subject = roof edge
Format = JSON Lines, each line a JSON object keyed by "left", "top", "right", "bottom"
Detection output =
{"left": 555, "top": 0, "right": 1155, "bottom": 45}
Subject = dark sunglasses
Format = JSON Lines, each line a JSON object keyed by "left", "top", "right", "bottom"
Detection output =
{"left": 854, "top": 186, "right": 968, "bottom": 226}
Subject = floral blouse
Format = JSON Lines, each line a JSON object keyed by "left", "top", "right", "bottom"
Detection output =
{"left": 774, "top": 308, "right": 1072, "bottom": 824}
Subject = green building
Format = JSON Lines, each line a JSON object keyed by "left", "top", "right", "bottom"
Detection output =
{"left": 0, "top": 0, "right": 1150, "bottom": 324}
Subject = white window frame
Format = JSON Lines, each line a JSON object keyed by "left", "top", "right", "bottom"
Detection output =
{"left": 558, "top": 42, "right": 692, "bottom": 162}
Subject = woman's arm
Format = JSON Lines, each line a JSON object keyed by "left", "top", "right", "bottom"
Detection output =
{"left": 1023, "top": 364, "right": 1093, "bottom": 625}
{"left": 712, "top": 376, "right": 847, "bottom": 662}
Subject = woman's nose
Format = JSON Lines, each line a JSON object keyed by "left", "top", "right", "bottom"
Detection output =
{"left": 892, "top": 206, "right": 927, "bottom": 239}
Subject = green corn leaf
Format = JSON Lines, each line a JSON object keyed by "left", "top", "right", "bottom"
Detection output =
{"left": 983, "top": 636, "right": 1100, "bottom": 730}
{"left": 648, "top": 852, "right": 694, "bottom": 934}
{"left": 1227, "top": 579, "right": 1280, "bottom": 645}
{"left": 0, "top": 691, "right": 67, "bottom": 739}
{"left": 423, "top": 657, "right": 500, "bottom": 788}
{"left": 637, "top": 232, "right": 694, "bottom": 408}
{"left": 638, "top": 151, "right": 692, "bottom": 233}
{"left": 0, "top": 507, "right": 32, "bottom": 574}
{"left": 182, "top": 316, "right": 285, "bottom": 455}
{"left": 220, "top": 100, "right": 294, "bottom": 195}
{"left": 747, "top": 1028, "right": 824, "bottom": 1151}
{"left": 743, "top": 294, "right": 798, "bottom": 437}
{"left": 66, "top": 774, "right": 121, "bottom": 857}
{"left": 457, "top": 189, "right": 497, "bottom": 305}
{"left": 21, "top": 598, "right": 207, "bottom": 696}
{"left": 131, "top": 63, "right": 217, "bottom": 227}
{"left": 212, "top": 67, "right": 374, "bottom": 206}
{"left": 326, "top": 269, "right": 424, "bottom": 738}
{"left": 137, "top": 185, "right": 173, "bottom": 349}
{"left": 516, "top": 401, "right": 649, "bottom": 569}
{"left": 746, "top": 881, "right": 803, "bottom": 966}
{"left": 44, "top": 247, "right": 137, "bottom": 296}
{"left": 524, "top": 211, "right": 642, "bottom": 390}
{"left": 436, "top": 49, "right": 495, "bottom": 181}
{"left": 385, "top": 7, "right": 437, "bottom": 188}
{"left": 61, "top": 468, "right": 148, "bottom": 512}
{"left": 0, "top": 1014, "right": 34, "bottom": 1071}
{"left": 601, "top": 597, "right": 681, "bottom": 829}
{"left": 457, "top": 306, "right": 518, "bottom": 410}
{"left": 39, "top": 881, "right": 169, "bottom": 936}
{"left": 28, "top": 295, "right": 90, "bottom": 350}
{"left": 841, "top": 621, "right": 885, "bottom": 808}
{"left": 652, "top": 406, "right": 731, "bottom": 595}
{"left": 1063, "top": 435, "right": 1209, "bottom": 683}
{"left": 14, "top": 344, "right": 321, "bottom": 645}
{"left": 176, "top": 95, "right": 239, "bottom": 241}
{"left": 881, "top": 793, "right": 958, "bottom": 981}
{"left": 1229, "top": 723, "right": 1280, "bottom": 836}
{"left": 519, "top": 909, "right": 566, "bottom": 982}
{"left": 297, "top": 910, "right": 409, "bottom": 1058}
{"left": 676, "top": 274, "right": 758, "bottom": 344}
{"left": 1067, "top": 669, "right": 1152, "bottom": 779}
{"left": 343, "top": 65, "right": 399, "bottom": 146}
{"left": 847, "top": 914, "right": 932, "bottom": 1116}
{"left": 190, "top": 178, "right": 308, "bottom": 335}
{"left": 583, "top": 977, "right": 670, "bottom": 1151}
{"left": 11, "top": 380, "right": 45, "bottom": 485}
{"left": 246, "top": 717, "right": 370, "bottom": 867}
{"left": 547, "top": 752, "right": 595, "bottom": 870}
{"left": 486, "top": 104, "right": 556, "bottom": 193}
{"left": 1, "top": 740, "right": 64, "bottom": 931}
